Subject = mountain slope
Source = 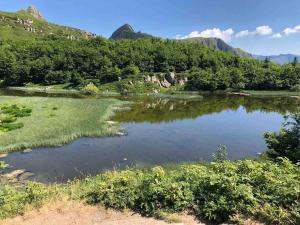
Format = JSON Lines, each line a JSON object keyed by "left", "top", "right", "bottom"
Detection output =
{"left": 0, "top": 6, "right": 97, "bottom": 41}
{"left": 179, "top": 37, "right": 251, "bottom": 57}
{"left": 252, "top": 54, "right": 300, "bottom": 64}
{"left": 109, "top": 24, "right": 153, "bottom": 40}
{"left": 109, "top": 24, "right": 251, "bottom": 57}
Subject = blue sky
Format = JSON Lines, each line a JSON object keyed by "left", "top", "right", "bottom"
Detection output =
{"left": 2, "top": 0, "right": 300, "bottom": 55}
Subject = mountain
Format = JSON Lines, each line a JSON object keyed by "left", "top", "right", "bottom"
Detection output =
{"left": 252, "top": 54, "right": 300, "bottom": 64}
{"left": 109, "top": 25, "right": 251, "bottom": 57}
{"left": 109, "top": 24, "right": 153, "bottom": 40}
{"left": 0, "top": 6, "right": 97, "bottom": 41}
{"left": 27, "top": 5, "right": 45, "bottom": 21}
{"left": 179, "top": 37, "right": 252, "bottom": 57}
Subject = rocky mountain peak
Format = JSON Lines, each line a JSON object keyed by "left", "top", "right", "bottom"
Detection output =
{"left": 110, "top": 24, "right": 153, "bottom": 40}
{"left": 27, "top": 5, "right": 45, "bottom": 20}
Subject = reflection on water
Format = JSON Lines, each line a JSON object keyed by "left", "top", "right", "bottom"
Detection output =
{"left": 2, "top": 92, "right": 300, "bottom": 183}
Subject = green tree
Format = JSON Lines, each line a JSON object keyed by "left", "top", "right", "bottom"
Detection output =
{"left": 264, "top": 114, "right": 300, "bottom": 163}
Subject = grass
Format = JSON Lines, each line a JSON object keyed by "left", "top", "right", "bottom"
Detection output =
{"left": 7, "top": 84, "right": 81, "bottom": 94}
{"left": 0, "top": 96, "right": 125, "bottom": 153}
{"left": 0, "top": 9, "right": 90, "bottom": 41}
{"left": 240, "top": 90, "right": 300, "bottom": 97}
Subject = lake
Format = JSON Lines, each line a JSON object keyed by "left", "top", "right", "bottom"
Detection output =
{"left": 1, "top": 90, "right": 299, "bottom": 182}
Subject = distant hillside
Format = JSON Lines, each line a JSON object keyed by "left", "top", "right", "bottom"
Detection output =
{"left": 179, "top": 37, "right": 252, "bottom": 58}
{"left": 0, "top": 6, "right": 97, "bottom": 41}
{"left": 253, "top": 54, "right": 300, "bottom": 64}
{"left": 110, "top": 24, "right": 153, "bottom": 40}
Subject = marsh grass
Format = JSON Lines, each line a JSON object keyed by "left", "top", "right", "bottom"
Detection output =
{"left": 242, "top": 90, "right": 300, "bottom": 97}
{"left": 0, "top": 96, "right": 125, "bottom": 153}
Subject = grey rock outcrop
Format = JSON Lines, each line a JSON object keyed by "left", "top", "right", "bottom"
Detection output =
{"left": 165, "top": 72, "right": 176, "bottom": 85}
{"left": 143, "top": 72, "right": 187, "bottom": 88}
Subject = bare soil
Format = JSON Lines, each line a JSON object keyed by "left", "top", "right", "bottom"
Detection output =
{"left": 1, "top": 200, "right": 203, "bottom": 225}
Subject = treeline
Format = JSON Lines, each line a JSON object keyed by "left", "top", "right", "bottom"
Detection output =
{"left": 0, "top": 37, "right": 299, "bottom": 91}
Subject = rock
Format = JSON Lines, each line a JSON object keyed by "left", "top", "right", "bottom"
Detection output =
{"left": 161, "top": 78, "right": 172, "bottom": 88}
{"left": 0, "top": 153, "right": 8, "bottom": 158}
{"left": 165, "top": 72, "right": 176, "bottom": 85}
{"left": 107, "top": 121, "right": 117, "bottom": 125}
{"left": 144, "top": 75, "right": 152, "bottom": 82}
{"left": 27, "top": 5, "right": 45, "bottom": 20}
{"left": 128, "top": 80, "right": 134, "bottom": 86}
{"left": 18, "top": 172, "right": 34, "bottom": 181}
{"left": 4, "top": 170, "right": 25, "bottom": 180}
{"left": 23, "top": 148, "right": 32, "bottom": 153}
{"left": 116, "top": 132, "right": 125, "bottom": 136}
{"left": 178, "top": 79, "right": 186, "bottom": 86}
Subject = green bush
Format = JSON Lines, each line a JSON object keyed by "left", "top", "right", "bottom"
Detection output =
{"left": 0, "top": 160, "right": 299, "bottom": 224}
{"left": 81, "top": 82, "right": 99, "bottom": 94}
{"left": 290, "top": 84, "right": 300, "bottom": 92}
{"left": 264, "top": 114, "right": 300, "bottom": 163}
{"left": 0, "top": 186, "right": 27, "bottom": 219}
{"left": 73, "top": 160, "right": 299, "bottom": 224}
{"left": 0, "top": 182, "right": 58, "bottom": 219}
{"left": 136, "top": 167, "right": 194, "bottom": 215}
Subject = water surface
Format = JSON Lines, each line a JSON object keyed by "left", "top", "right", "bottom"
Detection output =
{"left": 1, "top": 92, "right": 299, "bottom": 183}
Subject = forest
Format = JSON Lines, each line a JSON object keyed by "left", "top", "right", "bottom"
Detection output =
{"left": 0, "top": 36, "right": 299, "bottom": 91}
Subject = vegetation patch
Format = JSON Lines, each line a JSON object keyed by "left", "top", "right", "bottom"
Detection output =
{"left": 0, "top": 104, "right": 32, "bottom": 132}
{"left": 0, "top": 159, "right": 299, "bottom": 224}
{"left": 0, "top": 96, "right": 125, "bottom": 153}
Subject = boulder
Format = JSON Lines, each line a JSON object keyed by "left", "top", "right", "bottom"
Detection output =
{"left": 161, "top": 78, "right": 172, "bottom": 88}
{"left": 165, "top": 72, "right": 176, "bottom": 85}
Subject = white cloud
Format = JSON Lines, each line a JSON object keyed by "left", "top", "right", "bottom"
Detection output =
{"left": 272, "top": 33, "right": 282, "bottom": 38}
{"left": 283, "top": 25, "right": 300, "bottom": 36}
{"left": 177, "top": 28, "right": 234, "bottom": 42}
{"left": 176, "top": 24, "right": 300, "bottom": 41}
{"left": 235, "top": 25, "right": 272, "bottom": 38}
{"left": 235, "top": 30, "right": 250, "bottom": 38}
{"left": 255, "top": 25, "right": 273, "bottom": 36}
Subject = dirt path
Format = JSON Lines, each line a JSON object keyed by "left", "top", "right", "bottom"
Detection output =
{"left": 1, "top": 201, "right": 203, "bottom": 225}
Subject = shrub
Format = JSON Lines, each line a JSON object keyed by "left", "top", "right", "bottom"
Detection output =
{"left": 212, "top": 145, "right": 228, "bottom": 162}
{"left": 136, "top": 167, "right": 194, "bottom": 215}
{"left": 290, "top": 84, "right": 300, "bottom": 92}
{"left": 81, "top": 82, "right": 99, "bottom": 94}
{"left": 73, "top": 160, "right": 299, "bottom": 224}
{"left": 0, "top": 186, "right": 27, "bottom": 219}
{"left": 122, "top": 64, "right": 140, "bottom": 77}
{"left": 79, "top": 171, "right": 141, "bottom": 209}
{"left": 0, "top": 160, "right": 299, "bottom": 224}
{"left": 264, "top": 114, "right": 300, "bottom": 163}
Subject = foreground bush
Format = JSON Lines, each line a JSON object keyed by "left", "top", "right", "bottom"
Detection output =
{"left": 72, "top": 159, "right": 299, "bottom": 224}
{"left": 1, "top": 159, "right": 299, "bottom": 224}
{"left": 265, "top": 114, "right": 300, "bottom": 163}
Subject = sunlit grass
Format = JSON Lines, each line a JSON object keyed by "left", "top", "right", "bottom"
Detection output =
{"left": 242, "top": 90, "right": 300, "bottom": 97}
{"left": 0, "top": 96, "right": 125, "bottom": 153}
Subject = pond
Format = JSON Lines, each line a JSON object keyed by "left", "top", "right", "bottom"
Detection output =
{"left": 1, "top": 90, "right": 300, "bottom": 183}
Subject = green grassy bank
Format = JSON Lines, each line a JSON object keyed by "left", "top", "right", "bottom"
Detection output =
{"left": 0, "top": 96, "right": 125, "bottom": 153}
{"left": 0, "top": 159, "right": 299, "bottom": 224}
{"left": 239, "top": 90, "right": 300, "bottom": 97}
